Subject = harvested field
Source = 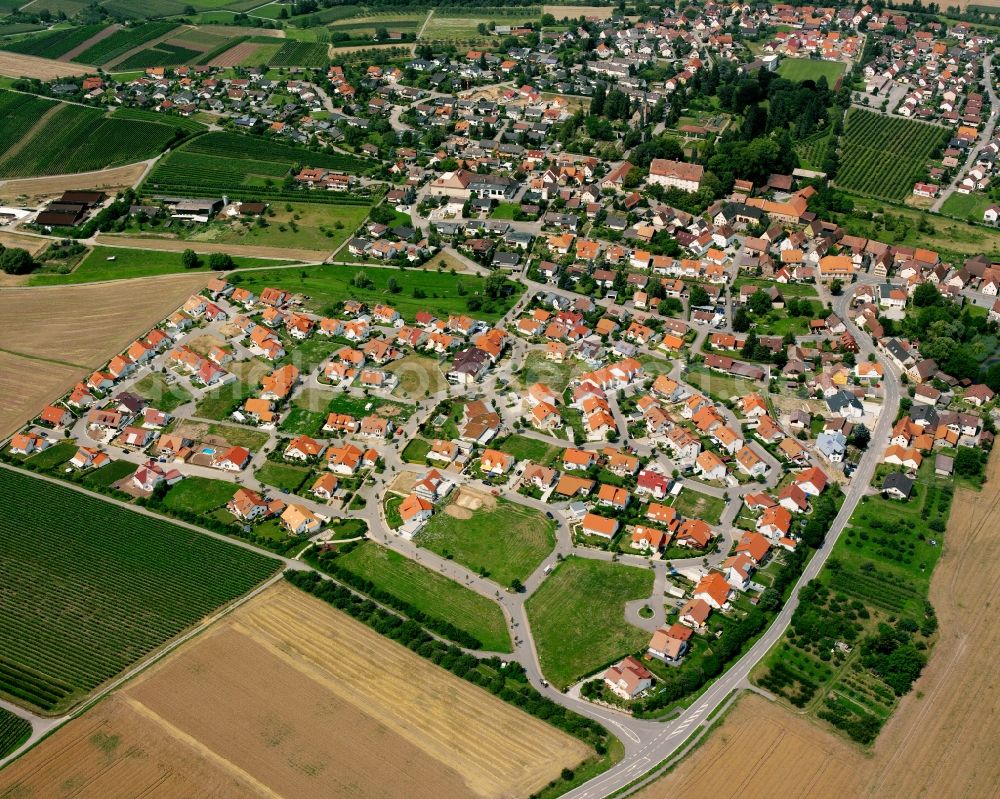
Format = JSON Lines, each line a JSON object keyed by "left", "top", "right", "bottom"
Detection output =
{"left": 0, "top": 231, "right": 49, "bottom": 256}
{"left": 0, "top": 582, "right": 590, "bottom": 799}
{"left": 0, "top": 162, "right": 147, "bottom": 204}
{"left": 96, "top": 233, "right": 326, "bottom": 261}
{"left": 635, "top": 692, "right": 860, "bottom": 799}
{"left": 0, "top": 50, "right": 90, "bottom": 79}
{"left": 637, "top": 448, "right": 1000, "bottom": 799}
{"left": 0, "top": 272, "right": 208, "bottom": 368}
{"left": 209, "top": 39, "right": 259, "bottom": 67}
{"left": 0, "top": 351, "right": 81, "bottom": 439}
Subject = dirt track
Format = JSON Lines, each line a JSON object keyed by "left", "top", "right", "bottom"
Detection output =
{"left": 0, "top": 162, "right": 147, "bottom": 204}
{"left": 638, "top": 448, "right": 1000, "bottom": 799}
{"left": 96, "top": 234, "right": 326, "bottom": 262}
{"left": 0, "top": 51, "right": 90, "bottom": 79}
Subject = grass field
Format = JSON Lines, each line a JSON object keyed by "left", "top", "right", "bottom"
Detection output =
{"left": 416, "top": 492, "right": 555, "bottom": 586}
{"left": 0, "top": 90, "right": 191, "bottom": 179}
{"left": 386, "top": 353, "right": 447, "bottom": 399}
{"left": 131, "top": 373, "right": 190, "bottom": 413}
{"left": 160, "top": 476, "right": 236, "bottom": 515}
{"left": 526, "top": 556, "right": 654, "bottom": 689}
{"left": 672, "top": 487, "right": 725, "bottom": 526}
{"left": 940, "top": 190, "right": 993, "bottom": 221}
{"left": 0, "top": 707, "right": 30, "bottom": 759}
{"left": 28, "top": 246, "right": 282, "bottom": 286}
{"left": 255, "top": 460, "right": 311, "bottom": 493}
{"left": 0, "top": 468, "right": 279, "bottom": 713}
{"left": 335, "top": 541, "right": 512, "bottom": 652}
{"left": 520, "top": 349, "right": 581, "bottom": 392}
{"left": 836, "top": 109, "right": 948, "bottom": 202}
{"left": 421, "top": 11, "right": 541, "bottom": 40}
{"left": 777, "top": 58, "right": 846, "bottom": 84}
{"left": 229, "top": 264, "right": 522, "bottom": 323}
{"left": 496, "top": 433, "right": 562, "bottom": 465}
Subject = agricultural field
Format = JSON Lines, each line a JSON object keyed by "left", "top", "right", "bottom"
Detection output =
{"left": 422, "top": 8, "right": 541, "bottom": 40}
{"left": 0, "top": 92, "right": 191, "bottom": 178}
{"left": 0, "top": 582, "right": 590, "bottom": 799}
{"left": 267, "top": 40, "right": 328, "bottom": 66}
{"left": 795, "top": 124, "right": 834, "bottom": 170}
{"left": 0, "top": 49, "right": 91, "bottom": 79}
{"left": 415, "top": 491, "right": 555, "bottom": 586}
{"left": 0, "top": 468, "right": 280, "bottom": 712}
{"left": 0, "top": 353, "right": 82, "bottom": 438}
{"left": 526, "top": 557, "right": 654, "bottom": 689}
{"left": 836, "top": 109, "right": 948, "bottom": 202}
{"left": 117, "top": 41, "right": 201, "bottom": 69}
{"left": 328, "top": 13, "right": 425, "bottom": 40}
{"left": 0, "top": 23, "right": 107, "bottom": 59}
{"left": 330, "top": 541, "right": 512, "bottom": 652}
{"left": 28, "top": 245, "right": 283, "bottom": 286}
{"left": 142, "top": 131, "right": 376, "bottom": 204}
{"left": 0, "top": 707, "right": 30, "bottom": 759}
{"left": 777, "top": 57, "right": 846, "bottom": 84}
{"left": 229, "top": 263, "right": 522, "bottom": 323}
{"left": 71, "top": 21, "right": 176, "bottom": 65}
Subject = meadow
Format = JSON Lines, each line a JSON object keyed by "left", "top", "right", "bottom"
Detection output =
{"left": 28, "top": 245, "right": 282, "bottom": 286}
{"left": 525, "top": 556, "right": 653, "bottom": 689}
{"left": 416, "top": 494, "right": 554, "bottom": 586}
{"left": 0, "top": 468, "right": 280, "bottom": 713}
{"left": 777, "top": 58, "right": 846, "bottom": 84}
{"left": 836, "top": 109, "right": 948, "bottom": 202}
{"left": 328, "top": 540, "right": 512, "bottom": 652}
{"left": 228, "top": 263, "right": 523, "bottom": 322}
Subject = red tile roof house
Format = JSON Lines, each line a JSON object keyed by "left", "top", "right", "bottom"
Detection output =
{"left": 603, "top": 656, "right": 654, "bottom": 699}
{"left": 582, "top": 512, "right": 619, "bottom": 539}
{"left": 694, "top": 571, "right": 732, "bottom": 610}
{"left": 647, "top": 623, "right": 693, "bottom": 663}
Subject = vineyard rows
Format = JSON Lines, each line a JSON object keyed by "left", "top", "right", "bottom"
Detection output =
{"left": 0, "top": 90, "right": 56, "bottom": 164}
{"left": 0, "top": 105, "right": 181, "bottom": 178}
{"left": 118, "top": 42, "right": 202, "bottom": 70}
{"left": 185, "top": 131, "right": 369, "bottom": 172}
{"left": 0, "top": 469, "right": 279, "bottom": 712}
{"left": 268, "top": 41, "right": 329, "bottom": 67}
{"left": 0, "top": 23, "right": 106, "bottom": 59}
{"left": 72, "top": 21, "right": 178, "bottom": 65}
{"left": 0, "top": 708, "right": 30, "bottom": 759}
{"left": 835, "top": 109, "right": 948, "bottom": 201}
{"left": 794, "top": 126, "right": 832, "bottom": 170}
{"left": 111, "top": 106, "right": 206, "bottom": 134}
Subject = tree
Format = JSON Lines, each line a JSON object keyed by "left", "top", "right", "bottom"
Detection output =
{"left": 829, "top": 278, "right": 843, "bottom": 296}
{"left": 748, "top": 289, "right": 772, "bottom": 315}
{"left": 181, "top": 248, "right": 200, "bottom": 269}
{"left": 0, "top": 247, "right": 35, "bottom": 275}
{"left": 208, "top": 252, "right": 235, "bottom": 270}
{"left": 688, "top": 284, "right": 709, "bottom": 307}
{"left": 387, "top": 276, "right": 401, "bottom": 294}
{"left": 913, "top": 281, "right": 941, "bottom": 307}
{"left": 733, "top": 306, "right": 752, "bottom": 332}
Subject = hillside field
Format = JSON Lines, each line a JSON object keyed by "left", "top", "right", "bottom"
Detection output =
{"left": 0, "top": 468, "right": 280, "bottom": 712}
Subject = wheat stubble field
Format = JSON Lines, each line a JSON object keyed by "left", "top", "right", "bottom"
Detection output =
{"left": 637, "top": 449, "right": 1000, "bottom": 799}
{"left": 0, "top": 581, "right": 588, "bottom": 799}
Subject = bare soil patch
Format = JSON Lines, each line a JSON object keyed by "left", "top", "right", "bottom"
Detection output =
{"left": 1, "top": 582, "right": 590, "bottom": 799}
{"left": 97, "top": 233, "right": 321, "bottom": 262}
{"left": 387, "top": 469, "right": 419, "bottom": 494}
{"left": 444, "top": 485, "right": 497, "bottom": 519}
{"left": 0, "top": 351, "right": 82, "bottom": 439}
{"left": 209, "top": 40, "right": 260, "bottom": 67}
{"left": 59, "top": 22, "right": 121, "bottom": 62}
{"left": 0, "top": 273, "right": 208, "bottom": 368}
{"left": 184, "top": 333, "right": 226, "bottom": 357}
{"left": 637, "top": 448, "right": 1000, "bottom": 799}
{"left": 0, "top": 231, "right": 50, "bottom": 256}
{"left": 0, "top": 51, "right": 90, "bottom": 79}
{"left": 0, "top": 162, "right": 146, "bottom": 204}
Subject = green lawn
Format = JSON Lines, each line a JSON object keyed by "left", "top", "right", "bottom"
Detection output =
{"left": 229, "top": 264, "right": 523, "bottom": 323}
{"left": 672, "top": 487, "right": 725, "bottom": 526}
{"left": 132, "top": 373, "right": 192, "bottom": 413}
{"left": 685, "top": 365, "right": 762, "bottom": 402}
{"left": 28, "top": 246, "right": 283, "bottom": 286}
{"left": 777, "top": 58, "right": 846, "bottom": 84}
{"left": 940, "top": 191, "right": 993, "bottom": 222}
{"left": 160, "top": 476, "right": 235, "bottom": 514}
{"left": 194, "top": 381, "right": 254, "bottom": 421}
{"left": 519, "top": 350, "right": 581, "bottom": 393}
{"left": 24, "top": 441, "right": 77, "bottom": 471}
{"left": 206, "top": 422, "right": 268, "bottom": 451}
{"left": 490, "top": 201, "right": 521, "bottom": 219}
{"left": 387, "top": 353, "right": 447, "bottom": 399}
{"left": 293, "top": 387, "right": 414, "bottom": 421}
{"left": 336, "top": 541, "right": 512, "bottom": 652}
{"left": 416, "top": 497, "right": 555, "bottom": 586}
{"left": 496, "top": 433, "right": 561, "bottom": 465}
{"left": 202, "top": 202, "right": 370, "bottom": 253}
{"left": 732, "top": 277, "right": 817, "bottom": 298}
{"left": 401, "top": 437, "right": 432, "bottom": 463}
{"left": 79, "top": 459, "right": 134, "bottom": 488}
{"left": 255, "top": 460, "right": 311, "bottom": 493}
{"left": 526, "top": 557, "right": 654, "bottom": 689}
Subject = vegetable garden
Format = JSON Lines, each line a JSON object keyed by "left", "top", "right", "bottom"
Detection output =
{"left": 835, "top": 109, "right": 948, "bottom": 201}
{"left": 0, "top": 468, "right": 280, "bottom": 713}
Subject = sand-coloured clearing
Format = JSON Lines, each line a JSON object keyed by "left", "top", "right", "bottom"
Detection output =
{"left": 0, "top": 51, "right": 90, "bottom": 79}
{"left": 0, "top": 581, "right": 588, "bottom": 799}
{"left": 0, "top": 162, "right": 147, "bottom": 204}
{"left": 638, "top": 448, "right": 1000, "bottom": 799}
